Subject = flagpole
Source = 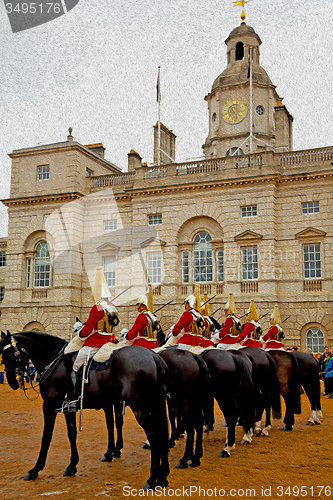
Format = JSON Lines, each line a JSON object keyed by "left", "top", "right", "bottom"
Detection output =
{"left": 157, "top": 66, "right": 161, "bottom": 166}
{"left": 249, "top": 47, "right": 253, "bottom": 154}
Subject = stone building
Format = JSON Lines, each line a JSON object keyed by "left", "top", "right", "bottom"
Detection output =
{"left": 0, "top": 20, "right": 332, "bottom": 352}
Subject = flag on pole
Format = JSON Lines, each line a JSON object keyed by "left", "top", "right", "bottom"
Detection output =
{"left": 156, "top": 66, "right": 160, "bottom": 102}
{"left": 247, "top": 48, "right": 251, "bottom": 78}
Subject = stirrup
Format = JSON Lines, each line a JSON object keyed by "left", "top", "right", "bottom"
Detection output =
{"left": 55, "top": 398, "right": 80, "bottom": 413}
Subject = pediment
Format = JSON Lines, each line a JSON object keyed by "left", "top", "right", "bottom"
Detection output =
{"left": 234, "top": 230, "right": 263, "bottom": 242}
{"left": 96, "top": 242, "right": 120, "bottom": 252}
{"left": 140, "top": 237, "right": 166, "bottom": 248}
{"left": 295, "top": 227, "right": 326, "bottom": 240}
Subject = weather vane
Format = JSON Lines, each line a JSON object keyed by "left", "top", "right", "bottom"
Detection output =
{"left": 233, "top": 0, "right": 249, "bottom": 23}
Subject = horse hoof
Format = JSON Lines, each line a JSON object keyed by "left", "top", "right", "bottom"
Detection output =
{"left": 63, "top": 467, "right": 77, "bottom": 477}
{"left": 315, "top": 420, "right": 321, "bottom": 425}
{"left": 112, "top": 450, "right": 121, "bottom": 458}
{"left": 283, "top": 425, "right": 293, "bottom": 432}
{"left": 168, "top": 441, "right": 176, "bottom": 448}
{"left": 142, "top": 442, "right": 151, "bottom": 450}
{"left": 209, "top": 424, "right": 214, "bottom": 431}
{"left": 100, "top": 455, "right": 113, "bottom": 462}
{"left": 175, "top": 461, "right": 188, "bottom": 469}
{"left": 142, "top": 482, "right": 155, "bottom": 491}
{"left": 24, "top": 471, "right": 38, "bottom": 481}
{"left": 241, "top": 440, "right": 250, "bottom": 445}
{"left": 189, "top": 459, "right": 200, "bottom": 467}
{"left": 219, "top": 450, "right": 230, "bottom": 458}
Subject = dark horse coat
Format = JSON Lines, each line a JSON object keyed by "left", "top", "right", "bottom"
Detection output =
{"left": 0, "top": 330, "right": 170, "bottom": 490}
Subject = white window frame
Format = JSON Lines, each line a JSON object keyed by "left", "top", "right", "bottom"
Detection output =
{"left": 303, "top": 244, "right": 321, "bottom": 279}
{"left": 241, "top": 205, "right": 257, "bottom": 218}
{"left": 302, "top": 201, "right": 319, "bottom": 214}
{"left": 0, "top": 251, "right": 6, "bottom": 267}
{"left": 37, "top": 165, "right": 49, "bottom": 181}
{"left": 103, "top": 256, "right": 116, "bottom": 287}
{"left": 148, "top": 214, "right": 162, "bottom": 225}
{"left": 33, "top": 242, "right": 51, "bottom": 288}
{"left": 241, "top": 246, "right": 258, "bottom": 281}
{"left": 147, "top": 252, "right": 162, "bottom": 285}
{"left": 104, "top": 220, "right": 117, "bottom": 232}
{"left": 306, "top": 327, "right": 325, "bottom": 353}
{"left": 193, "top": 232, "right": 213, "bottom": 283}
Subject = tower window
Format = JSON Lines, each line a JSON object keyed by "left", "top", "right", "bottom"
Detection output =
{"left": 235, "top": 42, "right": 244, "bottom": 61}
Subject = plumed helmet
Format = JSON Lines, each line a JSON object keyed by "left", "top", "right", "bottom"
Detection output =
{"left": 225, "top": 292, "right": 237, "bottom": 315}
{"left": 270, "top": 304, "right": 282, "bottom": 325}
{"left": 247, "top": 299, "right": 259, "bottom": 321}
{"left": 92, "top": 267, "right": 111, "bottom": 302}
{"left": 202, "top": 292, "right": 211, "bottom": 316}
{"left": 185, "top": 294, "right": 196, "bottom": 308}
{"left": 100, "top": 301, "right": 118, "bottom": 315}
{"left": 136, "top": 295, "right": 148, "bottom": 308}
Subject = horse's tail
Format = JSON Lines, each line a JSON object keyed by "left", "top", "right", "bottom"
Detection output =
{"left": 288, "top": 352, "right": 302, "bottom": 415}
{"left": 193, "top": 354, "right": 214, "bottom": 428}
{"left": 233, "top": 354, "right": 255, "bottom": 433}
{"left": 265, "top": 353, "right": 282, "bottom": 419}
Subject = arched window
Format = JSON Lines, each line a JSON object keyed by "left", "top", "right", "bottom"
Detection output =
{"left": 33, "top": 242, "right": 50, "bottom": 288}
{"left": 226, "top": 147, "right": 244, "bottom": 156}
{"left": 193, "top": 232, "right": 213, "bottom": 283}
{"left": 235, "top": 42, "right": 244, "bottom": 61}
{"left": 306, "top": 327, "right": 325, "bottom": 353}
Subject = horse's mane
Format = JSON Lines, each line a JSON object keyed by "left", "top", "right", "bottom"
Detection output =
{"left": 13, "top": 331, "right": 67, "bottom": 360}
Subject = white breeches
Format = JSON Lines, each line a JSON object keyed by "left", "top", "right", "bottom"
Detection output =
{"left": 73, "top": 346, "right": 99, "bottom": 372}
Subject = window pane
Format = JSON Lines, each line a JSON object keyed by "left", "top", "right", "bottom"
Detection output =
{"left": 103, "top": 256, "right": 116, "bottom": 287}
{"left": 241, "top": 206, "right": 257, "bottom": 217}
{"left": 182, "top": 251, "right": 189, "bottom": 284}
{"left": 104, "top": 220, "right": 117, "bottom": 231}
{"left": 148, "top": 214, "right": 162, "bottom": 225}
{"left": 147, "top": 252, "right": 161, "bottom": 284}
{"left": 0, "top": 252, "right": 6, "bottom": 267}
{"left": 303, "top": 244, "right": 321, "bottom": 279}
{"left": 193, "top": 232, "right": 212, "bottom": 283}
{"left": 306, "top": 328, "right": 324, "bottom": 352}
{"left": 34, "top": 242, "right": 50, "bottom": 287}
{"left": 241, "top": 246, "right": 258, "bottom": 281}
{"left": 37, "top": 165, "right": 49, "bottom": 180}
{"left": 217, "top": 248, "right": 224, "bottom": 282}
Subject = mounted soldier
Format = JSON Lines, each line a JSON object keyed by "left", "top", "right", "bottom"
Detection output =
{"left": 236, "top": 299, "right": 263, "bottom": 348}
{"left": 261, "top": 305, "right": 285, "bottom": 350}
{"left": 121, "top": 284, "right": 159, "bottom": 349}
{"left": 170, "top": 285, "right": 214, "bottom": 348}
{"left": 57, "top": 267, "right": 119, "bottom": 413}
{"left": 212, "top": 292, "right": 241, "bottom": 349}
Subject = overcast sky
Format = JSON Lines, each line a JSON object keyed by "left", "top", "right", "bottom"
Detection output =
{"left": 0, "top": 0, "right": 332, "bottom": 237}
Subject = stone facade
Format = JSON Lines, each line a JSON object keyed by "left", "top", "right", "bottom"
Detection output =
{"left": 0, "top": 22, "right": 332, "bottom": 352}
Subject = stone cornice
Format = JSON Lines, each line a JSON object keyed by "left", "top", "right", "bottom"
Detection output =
{"left": 2, "top": 192, "right": 84, "bottom": 207}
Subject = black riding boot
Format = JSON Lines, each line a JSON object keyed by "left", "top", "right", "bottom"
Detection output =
{"left": 55, "top": 370, "right": 81, "bottom": 413}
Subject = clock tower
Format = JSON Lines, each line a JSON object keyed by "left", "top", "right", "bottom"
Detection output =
{"left": 202, "top": 19, "right": 293, "bottom": 158}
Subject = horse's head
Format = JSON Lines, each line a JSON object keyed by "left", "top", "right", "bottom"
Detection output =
{"left": 0, "top": 331, "right": 29, "bottom": 390}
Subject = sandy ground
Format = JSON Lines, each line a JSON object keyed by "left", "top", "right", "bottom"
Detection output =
{"left": 0, "top": 381, "right": 332, "bottom": 500}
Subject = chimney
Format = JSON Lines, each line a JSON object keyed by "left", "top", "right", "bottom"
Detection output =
{"left": 128, "top": 149, "right": 142, "bottom": 171}
{"left": 153, "top": 123, "right": 176, "bottom": 164}
{"left": 85, "top": 143, "right": 105, "bottom": 158}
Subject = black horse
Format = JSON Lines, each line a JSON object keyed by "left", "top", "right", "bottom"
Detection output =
{"left": 233, "top": 347, "right": 281, "bottom": 436}
{"left": 291, "top": 351, "right": 322, "bottom": 425}
{"left": 201, "top": 348, "right": 255, "bottom": 457}
{"left": 266, "top": 349, "right": 302, "bottom": 431}
{"left": 158, "top": 347, "right": 213, "bottom": 468}
{"left": 0, "top": 330, "right": 170, "bottom": 490}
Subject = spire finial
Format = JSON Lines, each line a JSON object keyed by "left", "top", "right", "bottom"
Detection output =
{"left": 233, "top": 0, "right": 249, "bottom": 24}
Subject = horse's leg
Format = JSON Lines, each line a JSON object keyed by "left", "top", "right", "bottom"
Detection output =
{"left": 175, "top": 413, "right": 194, "bottom": 469}
{"left": 63, "top": 412, "right": 79, "bottom": 476}
{"left": 190, "top": 412, "right": 203, "bottom": 467}
{"left": 113, "top": 401, "right": 124, "bottom": 456}
{"left": 100, "top": 407, "right": 115, "bottom": 462}
{"left": 24, "top": 404, "right": 57, "bottom": 480}
{"left": 216, "top": 399, "right": 236, "bottom": 457}
{"left": 262, "top": 389, "right": 272, "bottom": 436}
{"left": 282, "top": 393, "right": 295, "bottom": 431}
{"left": 167, "top": 400, "right": 178, "bottom": 448}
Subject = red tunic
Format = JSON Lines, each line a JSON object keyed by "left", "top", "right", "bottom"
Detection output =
{"left": 237, "top": 322, "right": 263, "bottom": 348}
{"left": 262, "top": 325, "right": 284, "bottom": 349}
{"left": 80, "top": 303, "right": 117, "bottom": 348}
{"left": 127, "top": 312, "right": 148, "bottom": 340}
{"left": 173, "top": 310, "right": 214, "bottom": 347}
{"left": 218, "top": 316, "right": 239, "bottom": 344}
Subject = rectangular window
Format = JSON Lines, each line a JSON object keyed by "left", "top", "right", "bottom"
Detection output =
{"left": 182, "top": 251, "right": 189, "bottom": 284}
{"left": 26, "top": 258, "right": 31, "bottom": 287}
{"left": 303, "top": 244, "right": 321, "bottom": 279}
{"left": 241, "top": 206, "right": 257, "bottom": 218}
{"left": 103, "top": 256, "right": 116, "bottom": 287}
{"left": 37, "top": 165, "right": 49, "bottom": 180}
{"left": 86, "top": 168, "right": 93, "bottom": 177}
{"left": 104, "top": 220, "right": 117, "bottom": 231}
{"left": 34, "top": 260, "right": 50, "bottom": 287}
{"left": 302, "top": 201, "right": 319, "bottom": 214}
{"left": 0, "top": 251, "right": 6, "bottom": 267}
{"left": 241, "top": 246, "right": 258, "bottom": 281}
{"left": 147, "top": 252, "right": 162, "bottom": 284}
{"left": 217, "top": 248, "right": 224, "bottom": 282}
{"left": 0, "top": 287, "right": 4, "bottom": 301}
{"left": 148, "top": 214, "right": 162, "bottom": 225}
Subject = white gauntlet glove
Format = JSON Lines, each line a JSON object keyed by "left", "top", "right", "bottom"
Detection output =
{"left": 211, "top": 331, "right": 221, "bottom": 344}
{"left": 119, "top": 328, "right": 129, "bottom": 341}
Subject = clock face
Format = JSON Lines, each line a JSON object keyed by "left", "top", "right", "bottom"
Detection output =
{"left": 222, "top": 99, "right": 247, "bottom": 124}
{"left": 256, "top": 105, "right": 264, "bottom": 115}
